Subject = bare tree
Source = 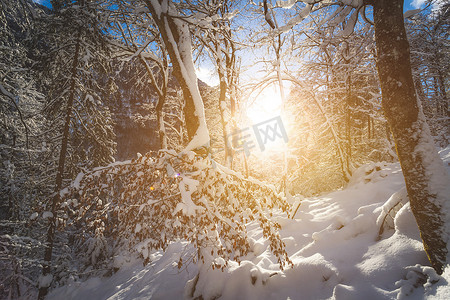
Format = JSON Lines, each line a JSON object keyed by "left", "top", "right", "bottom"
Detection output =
{"left": 110, "top": 1, "right": 170, "bottom": 149}
{"left": 190, "top": 0, "right": 241, "bottom": 167}
{"left": 143, "top": 0, "right": 210, "bottom": 152}
{"left": 264, "top": 0, "right": 449, "bottom": 274}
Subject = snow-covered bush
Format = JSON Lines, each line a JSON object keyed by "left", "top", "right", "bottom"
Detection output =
{"left": 60, "top": 150, "right": 292, "bottom": 276}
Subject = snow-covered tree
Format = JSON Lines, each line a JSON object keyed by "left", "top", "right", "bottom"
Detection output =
{"left": 0, "top": 0, "right": 46, "bottom": 220}
{"left": 0, "top": 1, "right": 48, "bottom": 297}
{"left": 263, "top": 0, "right": 449, "bottom": 274}
{"left": 189, "top": 0, "right": 241, "bottom": 167}
{"left": 110, "top": 0, "right": 172, "bottom": 149}
{"left": 407, "top": 4, "right": 449, "bottom": 146}
{"left": 143, "top": 0, "right": 210, "bottom": 152}
{"left": 371, "top": 0, "right": 449, "bottom": 274}
{"left": 287, "top": 10, "right": 392, "bottom": 193}
{"left": 61, "top": 149, "right": 292, "bottom": 297}
{"left": 36, "top": 1, "right": 116, "bottom": 298}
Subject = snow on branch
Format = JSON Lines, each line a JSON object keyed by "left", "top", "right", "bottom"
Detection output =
{"left": 59, "top": 150, "right": 292, "bottom": 270}
{"left": 264, "top": 0, "right": 365, "bottom": 35}
{"left": 144, "top": 0, "right": 210, "bottom": 151}
{"left": 275, "top": 0, "right": 297, "bottom": 9}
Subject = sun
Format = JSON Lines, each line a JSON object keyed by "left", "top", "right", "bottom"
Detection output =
{"left": 244, "top": 83, "right": 291, "bottom": 154}
{"left": 246, "top": 84, "right": 284, "bottom": 125}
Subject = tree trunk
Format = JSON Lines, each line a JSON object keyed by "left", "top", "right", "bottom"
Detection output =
{"left": 226, "top": 40, "right": 238, "bottom": 169}
{"left": 144, "top": 0, "right": 209, "bottom": 151}
{"left": 156, "top": 94, "right": 167, "bottom": 149}
{"left": 217, "top": 66, "right": 233, "bottom": 167}
{"left": 372, "top": 0, "right": 449, "bottom": 274}
{"left": 345, "top": 63, "right": 352, "bottom": 175}
{"left": 137, "top": 53, "right": 168, "bottom": 149}
{"left": 436, "top": 68, "right": 448, "bottom": 117}
{"left": 37, "top": 27, "right": 82, "bottom": 300}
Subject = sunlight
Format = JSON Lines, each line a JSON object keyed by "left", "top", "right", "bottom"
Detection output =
{"left": 246, "top": 84, "right": 283, "bottom": 125}
{"left": 195, "top": 67, "right": 219, "bottom": 86}
{"left": 243, "top": 84, "right": 291, "bottom": 155}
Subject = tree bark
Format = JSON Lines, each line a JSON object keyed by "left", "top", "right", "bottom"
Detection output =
{"left": 372, "top": 0, "right": 449, "bottom": 274}
{"left": 144, "top": 0, "right": 209, "bottom": 150}
{"left": 156, "top": 94, "right": 167, "bottom": 149}
{"left": 37, "top": 26, "right": 82, "bottom": 300}
{"left": 217, "top": 66, "right": 233, "bottom": 166}
{"left": 138, "top": 54, "right": 168, "bottom": 149}
{"left": 345, "top": 61, "right": 352, "bottom": 176}
{"left": 436, "top": 68, "right": 448, "bottom": 117}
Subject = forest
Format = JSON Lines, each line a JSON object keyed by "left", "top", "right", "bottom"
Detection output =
{"left": 0, "top": 0, "right": 449, "bottom": 299}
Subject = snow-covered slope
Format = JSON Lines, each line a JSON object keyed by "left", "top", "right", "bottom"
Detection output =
{"left": 48, "top": 147, "right": 450, "bottom": 300}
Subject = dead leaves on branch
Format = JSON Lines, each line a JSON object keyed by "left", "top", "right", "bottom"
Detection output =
{"left": 59, "top": 150, "right": 293, "bottom": 271}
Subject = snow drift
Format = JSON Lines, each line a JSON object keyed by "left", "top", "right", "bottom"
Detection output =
{"left": 48, "top": 147, "right": 450, "bottom": 299}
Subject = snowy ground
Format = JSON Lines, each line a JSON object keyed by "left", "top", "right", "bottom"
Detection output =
{"left": 48, "top": 147, "right": 450, "bottom": 300}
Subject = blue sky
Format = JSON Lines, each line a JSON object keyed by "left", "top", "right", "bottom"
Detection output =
{"left": 405, "top": 0, "right": 428, "bottom": 10}
{"left": 34, "top": 0, "right": 51, "bottom": 7}
{"left": 35, "top": 1, "right": 426, "bottom": 10}
{"left": 32, "top": 0, "right": 429, "bottom": 87}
